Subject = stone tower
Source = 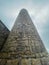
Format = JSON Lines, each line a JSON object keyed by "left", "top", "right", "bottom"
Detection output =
{"left": 0, "top": 9, "right": 49, "bottom": 65}
{"left": 0, "top": 20, "right": 10, "bottom": 51}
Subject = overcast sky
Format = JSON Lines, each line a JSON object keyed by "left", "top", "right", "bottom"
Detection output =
{"left": 0, "top": 0, "right": 49, "bottom": 52}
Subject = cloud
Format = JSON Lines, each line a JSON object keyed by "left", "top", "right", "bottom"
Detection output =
{"left": 47, "top": 48, "right": 49, "bottom": 53}
{"left": 29, "top": 5, "right": 49, "bottom": 34}
{"left": 35, "top": 6, "right": 49, "bottom": 23}
{"left": 30, "top": 5, "right": 49, "bottom": 24}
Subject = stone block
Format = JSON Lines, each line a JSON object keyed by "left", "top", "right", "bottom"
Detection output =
{"left": 6, "top": 59, "right": 18, "bottom": 65}
{"left": 0, "top": 59, "right": 7, "bottom": 65}
{"left": 31, "top": 59, "right": 41, "bottom": 65}
{"left": 21, "top": 59, "right": 31, "bottom": 65}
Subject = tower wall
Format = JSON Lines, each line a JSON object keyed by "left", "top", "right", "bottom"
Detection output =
{"left": 0, "top": 20, "right": 10, "bottom": 50}
{"left": 0, "top": 9, "right": 49, "bottom": 65}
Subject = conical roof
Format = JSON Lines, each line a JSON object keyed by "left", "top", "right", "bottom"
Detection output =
{"left": 0, "top": 9, "right": 49, "bottom": 65}
{"left": 1, "top": 9, "right": 47, "bottom": 54}
{"left": 0, "top": 20, "right": 10, "bottom": 51}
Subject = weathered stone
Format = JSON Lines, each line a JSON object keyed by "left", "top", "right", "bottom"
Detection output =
{"left": 21, "top": 59, "right": 31, "bottom": 65}
{"left": 0, "top": 20, "right": 10, "bottom": 51}
{"left": 0, "top": 59, "right": 7, "bottom": 65}
{"left": 6, "top": 59, "right": 18, "bottom": 65}
{"left": 40, "top": 57, "right": 49, "bottom": 65}
{"left": 0, "top": 9, "right": 49, "bottom": 65}
{"left": 31, "top": 59, "right": 41, "bottom": 65}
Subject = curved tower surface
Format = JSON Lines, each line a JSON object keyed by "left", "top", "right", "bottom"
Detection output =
{"left": 0, "top": 9, "right": 49, "bottom": 65}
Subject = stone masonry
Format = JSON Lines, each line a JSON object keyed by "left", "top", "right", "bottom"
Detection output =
{"left": 0, "top": 20, "right": 10, "bottom": 51}
{"left": 0, "top": 9, "right": 49, "bottom": 65}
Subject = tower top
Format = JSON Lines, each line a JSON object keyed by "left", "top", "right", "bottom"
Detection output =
{"left": 20, "top": 8, "right": 28, "bottom": 13}
{"left": 18, "top": 8, "right": 29, "bottom": 18}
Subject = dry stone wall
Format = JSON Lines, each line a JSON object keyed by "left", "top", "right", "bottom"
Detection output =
{"left": 0, "top": 20, "right": 10, "bottom": 51}
{"left": 0, "top": 9, "right": 49, "bottom": 65}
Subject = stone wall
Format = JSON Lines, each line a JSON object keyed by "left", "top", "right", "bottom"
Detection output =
{"left": 0, "top": 20, "right": 10, "bottom": 50}
{"left": 0, "top": 9, "right": 49, "bottom": 65}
